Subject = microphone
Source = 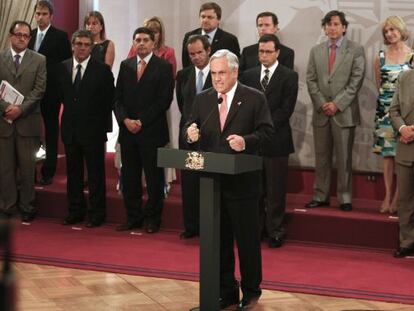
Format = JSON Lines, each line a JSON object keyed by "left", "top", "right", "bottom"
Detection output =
{"left": 199, "top": 96, "right": 223, "bottom": 130}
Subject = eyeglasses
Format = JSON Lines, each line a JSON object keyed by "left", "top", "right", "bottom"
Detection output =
{"left": 73, "top": 42, "right": 92, "bottom": 48}
{"left": 258, "top": 49, "right": 276, "bottom": 55}
{"left": 12, "top": 32, "right": 30, "bottom": 40}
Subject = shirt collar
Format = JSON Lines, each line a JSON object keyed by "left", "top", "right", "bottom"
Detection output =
{"left": 38, "top": 23, "right": 51, "bottom": 36}
{"left": 328, "top": 36, "right": 345, "bottom": 48}
{"left": 10, "top": 48, "right": 26, "bottom": 59}
{"left": 218, "top": 81, "right": 238, "bottom": 102}
{"left": 261, "top": 60, "right": 278, "bottom": 77}
{"left": 195, "top": 63, "right": 210, "bottom": 76}
{"left": 73, "top": 55, "right": 91, "bottom": 70}
{"left": 202, "top": 28, "right": 218, "bottom": 40}
{"left": 137, "top": 52, "right": 153, "bottom": 65}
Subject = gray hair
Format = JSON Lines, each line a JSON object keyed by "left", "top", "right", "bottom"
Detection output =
{"left": 210, "top": 49, "right": 239, "bottom": 71}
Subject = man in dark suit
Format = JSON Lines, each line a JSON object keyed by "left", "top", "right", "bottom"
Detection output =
{"left": 239, "top": 12, "right": 294, "bottom": 72}
{"left": 186, "top": 50, "right": 273, "bottom": 310}
{"left": 241, "top": 34, "right": 298, "bottom": 248}
{"left": 305, "top": 10, "right": 365, "bottom": 211}
{"left": 389, "top": 70, "right": 414, "bottom": 258}
{"left": 28, "top": 0, "right": 72, "bottom": 185}
{"left": 0, "top": 21, "right": 46, "bottom": 221}
{"left": 56, "top": 30, "right": 114, "bottom": 228}
{"left": 181, "top": 2, "right": 240, "bottom": 68}
{"left": 176, "top": 34, "right": 212, "bottom": 239}
{"left": 115, "top": 27, "right": 174, "bottom": 234}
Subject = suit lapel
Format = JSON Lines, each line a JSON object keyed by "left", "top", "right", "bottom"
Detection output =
{"left": 16, "top": 50, "right": 32, "bottom": 78}
{"left": 222, "top": 84, "right": 243, "bottom": 131}
{"left": 265, "top": 65, "right": 283, "bottom": 95}
{"left": 188, "top": 67, "right": 196, "bottom": 96}
{"left": 318, "top": 43, "right": 329, "bottom": 76}
{"left": 2, "top": 50, "right": 16, "bottom": 76}
{"left": 203, "top": 72, "right": 212, "bottom": 90}
{"left": 331, "top": 39, "right": 348, "bottom": 76}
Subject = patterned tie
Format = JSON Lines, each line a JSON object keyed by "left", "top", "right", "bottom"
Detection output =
{"left": 328, "top": 43, "right": 336, "bottom": 74}
{"left": 261, "top": 68, "right": 270, "bottom": 91}
{"left": 35, "top": 32, "right": 44, "bottom": 51}
{"left": 196, "top": 70, "right": 204, "bottom": 94}
{"left": 73, "top": 64, "right": 82, "bottom": 94}
{"left": 219, "top": 94, "right": 228, "bottom": 131}
{"left": 137, "top": 59, "right": 146, "bottom": 81}
{"left": 14, "top": 54, "right": 21, "bottom": 71}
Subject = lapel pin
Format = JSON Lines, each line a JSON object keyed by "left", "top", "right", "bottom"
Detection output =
{"left": 237, "top": 101, "right": 242, "bottom": 106}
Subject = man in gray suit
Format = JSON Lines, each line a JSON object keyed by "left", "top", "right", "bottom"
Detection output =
{"left": 389, "top": 70, "right": 414, "bottom": 258}
{"left": 305, "top": 10, "right": 365, "bottom": 211}
{"left": 0, "top": 21, "right": 46, "bottom": 221}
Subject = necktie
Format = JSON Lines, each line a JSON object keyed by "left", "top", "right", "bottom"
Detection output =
{"left": 219, "top": 94, "right": 228, "bottom": 131}
{"left": 73, "top": 64, "right": 82, "bottom": 94}
{"left": 196, "top": 70, "right": 204, "bottom": 94}
{"left": 14, "top": 55, "right": 21, "bottom": 71}
{"left": 261, "top": 68, "right": 270, "bottom": 91}
{"left": 328, "top": 43, "right": 336, "bottom": 74}
{"left": 137, "top": 60, "right": 146, "bottom": 81}
{"left": 35, "top": 32, "right": 44, "bottom": 51}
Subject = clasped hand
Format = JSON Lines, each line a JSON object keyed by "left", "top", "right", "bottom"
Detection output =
{"left": 399, "top": 125, "right": 414, "bottom": 144}
{"left": 322, "top": 102, "right": 338, "bottom": 116}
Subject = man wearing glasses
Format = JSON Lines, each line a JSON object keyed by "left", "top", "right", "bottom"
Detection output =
{"left": 241, "top": 34, "right": 298, "bottom": 248}
{"left": 56, "top": 30, "right": 114, "bottom": 228}
{"left": 0, "top": 21, "right": 46, "bottom": 221}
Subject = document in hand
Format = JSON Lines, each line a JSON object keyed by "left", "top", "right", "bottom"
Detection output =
{"left": 0, "top": 80, "right": 24, "bottom": 106}
{"left": 0, "top": 80, "right": 25, "bottom": 123}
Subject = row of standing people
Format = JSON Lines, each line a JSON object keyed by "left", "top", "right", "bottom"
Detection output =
{"left": 2, "top": 2, "right": 414, "bottom": 309}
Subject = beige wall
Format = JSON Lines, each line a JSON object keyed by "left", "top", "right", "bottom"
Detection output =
{"left": 90, "top": 0, "right": 414, "bottom": 172}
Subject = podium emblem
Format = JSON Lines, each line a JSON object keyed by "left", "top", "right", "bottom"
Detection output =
{"left": 185, "top": 151, "right": 205, "bottom": 170}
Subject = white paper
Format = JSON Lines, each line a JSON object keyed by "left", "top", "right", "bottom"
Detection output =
{"left": 0, "top": 80, "right": 25, "bottom": 123}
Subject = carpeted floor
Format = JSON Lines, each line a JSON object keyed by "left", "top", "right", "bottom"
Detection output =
{"left": 10, "top": 218, "right": 414, "bottom": 304}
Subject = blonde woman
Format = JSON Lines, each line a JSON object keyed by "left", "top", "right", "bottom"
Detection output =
{"left": 373, "top": 16, "right": 413, "bottom": 213}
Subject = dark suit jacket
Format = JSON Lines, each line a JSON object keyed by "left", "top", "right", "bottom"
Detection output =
{"left": 239, "top": 42, "right": 295, "bottom": 72}
{"left": 240, "top": 64, "right": 298, "bottom": 156}
{"left": 28, "top": 26, "right": 72, "bottom": 102}
{"left": 176, "top": 65, "right": 212, "bottom": 133}
{"left": 182, "top": 28, "right": 240, "bottom": 67}
{"left": 0, "top": 49, "right": 46, "bottom": 137}
{"left": 114, "top": 55, "right": 174, "bottom": 147}
{"left": 57, "top": 59, "right": 114, "bottom": 145}
{"left": 186, "top": 83, "right": 273, "bottom": 199}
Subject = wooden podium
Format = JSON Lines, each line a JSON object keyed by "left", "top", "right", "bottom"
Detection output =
{"left": 157, "top": 147, "right": 262, "bottom": 311}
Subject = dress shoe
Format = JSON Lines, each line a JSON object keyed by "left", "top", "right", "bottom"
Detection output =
{"left": 40, "top": 176, "right": 53, "bottom": 186}
{"left": 116, "top": 221, "right": 143, "bottom": 231}
{"left": 220, "top": 294, "right": 240, "bottom": 309}
{"left": 179, "top": 231, "right": 198, "bottom": 239}
{"left": 236, "top": 294, "right": 261, "bottom": 310}
{"left": 146, "top": 223, "right": 160, "bottom": 234}
{"left": 21, "top": 213, "right": 36, "bottom": 223}
{"left": 305, "top": 200, "right": 329, "bottom": 208}
{"left": 268, "top": 236, "right": 284, "bottom": 248}
{"left": 394, "top": 247, "right": 414, "bottom": 258}
{"left": 62, "top": 215, "right": 84, "bottom": 225}
{"left": 86, "top": 219, "right": 104, "bottom": 228}
{"left": 339, "top": 203, "right": 353, "bottom": 212}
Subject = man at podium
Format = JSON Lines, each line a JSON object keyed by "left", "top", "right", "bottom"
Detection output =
{"left": 186, "top": 49, "right": 273, "bottom": 310}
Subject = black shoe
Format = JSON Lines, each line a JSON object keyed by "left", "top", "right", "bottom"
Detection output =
{"left": 339, "top": 203, "right": 352, "bottom": 212}
{"left": 394, "top": 247, "right": 414, "bottom": 258}
{"left": 21, "top": 212, "right": 36, "bottom": 223}
{"left": 268, "top": 236, "right": 284, "bottom": 248}
{"left": 116, "top": 221, "right": 143, "bottom": 231}
{"left": 220, "top": 294, "right": 240, "bottom": 309}
{"left": 305, "top": 200, "right": 329, "bottom": 208}
{"left": 179, "top": 231, "right": 198, "bottom": 239}
{"left": 40, "top": 176, "right": 53, "bottom": 186}
{"left": 86, "top": 219, "right": 104, "bottom": 228}
{"left": 62, "top": 215, "right": 84, "bottom": 225}
{"left": 236, "top": 294, "right": 261, "bottom": 310}
{"left": 146, "top": 223, "right": 160, "bottom": 234}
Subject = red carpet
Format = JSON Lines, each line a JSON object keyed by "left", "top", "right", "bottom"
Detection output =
{"left": 10, "top": 218, "right": 414, "bottom": 304}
